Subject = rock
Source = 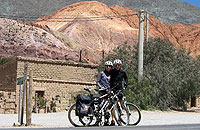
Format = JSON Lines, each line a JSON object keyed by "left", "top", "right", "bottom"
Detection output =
{"left": 1, "top": 1, "right": 200, "bottom": 64}
{"left": 0, "top": 18, "right": 80, "bottom": 62}
{"left": 36, "top": 1, "right": 200, "bottom": 60}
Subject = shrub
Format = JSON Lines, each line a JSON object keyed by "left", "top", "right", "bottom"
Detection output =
{"left": 0, "top": 56, "right": 11, "bottom": 66}
{"left": 98, "top": 38, "right": 200, "bottom": 110}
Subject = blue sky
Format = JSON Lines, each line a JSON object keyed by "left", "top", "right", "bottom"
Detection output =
{"left": 179, "top": 0, "right": 200, "bottom": 7}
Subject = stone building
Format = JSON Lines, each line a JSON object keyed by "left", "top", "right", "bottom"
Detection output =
{"left": 0, "top": 56, "right": 97, "bottom": 114}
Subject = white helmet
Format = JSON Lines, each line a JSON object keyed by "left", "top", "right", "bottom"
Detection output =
{"left": 104, "top": 61, "right": 113, "bottom": 66}
{"left": 113, "top": 59, "right": 122, "bottom": 65}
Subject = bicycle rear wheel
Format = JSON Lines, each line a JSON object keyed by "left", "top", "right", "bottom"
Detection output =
{"left": 68, "top": 103, "right": 93, "bottom": 127}
{"left": 126, "top": 102, "right": 141, "bottom": 125}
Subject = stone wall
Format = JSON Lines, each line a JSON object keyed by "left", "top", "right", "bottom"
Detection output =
{"left": 31, "top": 80, "right": 96, "bottom": 113}
{"left": 197, "top": 97, "right": 200, "bottom": 108}
{"left": 0, "top": 56, "right": 97, "bottom": 114}
{"left": 0, "top": 91, "right": 16, "bottom": 114}
{"left": 0, "top": 59, "right": 17, "bottom": 114}
{"left": 15, "top": 57, "right": 97, "bottom": 113}
{"left": 0, "top": 58, "right": 17, "bottom": 91}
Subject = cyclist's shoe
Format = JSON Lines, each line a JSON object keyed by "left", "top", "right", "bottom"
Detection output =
{"left": 104, "top": 121, "right": 109, "bottom": 126}
{"left": 110, "top": 120, "right": 115, "bottom": 126}
{"left": 117, "top": 120, "right": 122, "bottom": 126}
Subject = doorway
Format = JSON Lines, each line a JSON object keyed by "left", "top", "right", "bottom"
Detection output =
{"left": 191, "top": 97, "right": 196, "bottom": 107}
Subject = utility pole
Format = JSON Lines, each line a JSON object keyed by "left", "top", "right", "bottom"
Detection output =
{"left": 138, "top": 10, "right": 145, "bottom": 82}
{"left": 26, "top": 71, "right": 33, "bottom": 126}
{"left": 102, "top": 49, "right": 105, "bottom": 60}
{"left": 146, "top": 13, "right": 149, "bottom": 42}
{"left": 21, "top": 61, "right": 28, "bottom": 125}
{"left": 79, "top": 50, "right": 82, "bottom": 62}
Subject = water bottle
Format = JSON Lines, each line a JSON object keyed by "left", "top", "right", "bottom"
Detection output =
{"left": 99, "top": 99, "right": 106, "bottom": 108}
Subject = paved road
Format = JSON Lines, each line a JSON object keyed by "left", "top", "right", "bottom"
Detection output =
{"left": 1, "top": 124, "right": 200, "bottom": 130}
{"left": 0, "top": 110, "right": 200, "bottom": 129}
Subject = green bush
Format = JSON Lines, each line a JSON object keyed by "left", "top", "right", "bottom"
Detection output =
{"left": 0, "top": 56, "right": 11, "bottom": 66}
{"left": 98, "top": 38, "right": 200, "bottom": 110}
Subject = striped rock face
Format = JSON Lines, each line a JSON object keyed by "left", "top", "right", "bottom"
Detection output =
{"left": 1, "top": 1, "right": 200, "bottom": 64}
{"left": 0, "top": 18, "right": 79, "bottom": 62}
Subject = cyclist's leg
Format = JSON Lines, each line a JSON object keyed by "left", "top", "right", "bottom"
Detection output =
{"left": 110, "top": 109, "right": 115, "bottom": 126}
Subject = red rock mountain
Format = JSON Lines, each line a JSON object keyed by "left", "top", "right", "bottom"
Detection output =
{"left": 0, "top": 18, "right": 79, "bottom": 61}
{"left": 35, "top": 1, "right": 200, "bottom": 61}
{"left": 109, "top": 5, "right": 200, "bottom": 57}
{"left": 35, "top": 1, "right": 138, "bottom": 63}
{"left": 1, "top": 1, "right": 199, "bottom": 64}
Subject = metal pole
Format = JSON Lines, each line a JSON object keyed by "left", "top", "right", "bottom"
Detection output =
{"left": 20, "top": 61, "right": 28, "bottom": 125}
{"left": 27, "top": 71, "right": 33, "bottom": 126}
{"left": 79, "top": 50, "right": 82, "bottom": 62}
{"left": 146, "top": 13, "right": 149, "bottom": 42}
{"left": 35, "top": 93, "right": 38, "bottom": 113}
{"left": 26, "top": 79, "right": 28, "bottom": 125}
{"left": 138, "top": 10, "right": 144, "bottom": 82}
{"left": 102, "top": 49, "right": 105, "bottom": 60}
{"left": 18, "top": 85, "right": 22, "bottom": 123}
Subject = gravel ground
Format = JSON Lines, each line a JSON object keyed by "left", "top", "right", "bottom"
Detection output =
{"left": 0, "top": 110, "right": 200, "bottom": 128}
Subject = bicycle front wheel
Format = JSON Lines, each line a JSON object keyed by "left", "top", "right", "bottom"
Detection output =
{"left": 117, "top": 103, "right": 129, "bottom": 126}
{"left": 126, "top": 102, "right": 141, "bottom": 125}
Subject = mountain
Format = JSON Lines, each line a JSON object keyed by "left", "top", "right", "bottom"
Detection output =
{"left": 102, "top": 0, "right": 200, "bottom": 24}
{"left": 35, "top": 1, "right": 200, "bottom": 60}
{"left": 0, "top": 18, "right": 79, "bottom": 61}
{"left": 0, "top": 1, "right": 200, "bottom": 64}
{"left": 35, "top": 1, "right": 139, "bottom": 63}
{"left": 0, "top": 0, "right": 199, "bottom": 24}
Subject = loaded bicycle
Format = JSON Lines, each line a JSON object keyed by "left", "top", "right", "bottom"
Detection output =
{"left": 68, "top": 86, "right": 141, "bottom": 127}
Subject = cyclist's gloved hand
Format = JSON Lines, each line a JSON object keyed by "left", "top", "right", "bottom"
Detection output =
{"left": 106, "top": 88, "right": 111, "bottom": 93}
{"left": 124, "top": 83, "right": 128, "bottom": 88}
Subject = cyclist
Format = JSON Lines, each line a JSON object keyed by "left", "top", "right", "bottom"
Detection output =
{"left": 97, "top": 60, "right": 113, "bottom": 126}
{"left": 97, "top": 60, "right": 113, "bottom": 94}
{"left": 109, "top": 59, "right": 128, "bottom": 126}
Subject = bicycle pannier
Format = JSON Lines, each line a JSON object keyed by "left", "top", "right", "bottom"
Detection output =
{"left": 76, "top": 94, "right": 91, "bottom": 116}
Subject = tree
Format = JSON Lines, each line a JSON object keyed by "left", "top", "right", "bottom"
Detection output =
{"left": 98, "top": 38, "right": 200, "bottom": 110}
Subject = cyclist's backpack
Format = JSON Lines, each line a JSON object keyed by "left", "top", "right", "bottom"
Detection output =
{"left": 76, "top": 94, "right": 91, "bottom": 116}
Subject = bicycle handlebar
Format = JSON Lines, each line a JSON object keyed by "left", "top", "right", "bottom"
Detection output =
{"left": 83, "top": 83, "right": 128, "bottom": 95}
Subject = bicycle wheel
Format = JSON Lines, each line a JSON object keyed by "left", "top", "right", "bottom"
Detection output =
{"left": 113, "top": 105, "right": 122, "bottom": 126}
{"left": 126, "top": 102, "right": 141, "bottom": 125}
{"left": 117, "top": 103, "right": 129, "bottom": 125}
{"left": 113, "top": 102, "right": 129, "bottom": 126}
{"left": 68, "top": 103, "right": 93, "bottom": 127}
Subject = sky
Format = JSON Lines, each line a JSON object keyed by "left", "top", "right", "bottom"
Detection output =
{"left": 179, "top": 0, "right": 200, "bottom": 7}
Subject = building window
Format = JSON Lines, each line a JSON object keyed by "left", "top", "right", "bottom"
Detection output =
{"left": 191, "top": 97, "right": 196, "bottom": 107}
{"left": 35, "top": 91, "right": 45, "bottom": 98}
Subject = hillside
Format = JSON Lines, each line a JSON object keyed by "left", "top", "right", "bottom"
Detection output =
{"left": 102, "top": 0, "right": 200, "bottom": 24}
{"left": 35, "top": 1, "right": 139, "bottom": 63}
{"left": 0, "top": 0, "right": 199, "bottom": 24}
{"left": 35, "top": 1, "right": 200, "bottom": 60}
{"left": 0, "top": 18, "right": 79, "bottom": 61}
{"left": 0, "top": 1, "right": 199, "bottom": 64}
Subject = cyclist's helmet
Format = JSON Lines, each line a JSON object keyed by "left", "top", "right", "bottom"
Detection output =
{"left": 104, "top": 61, "right": 113, "bottom": 66}
{"left": 113, "top": 59, "right": 122, "bottom": 65}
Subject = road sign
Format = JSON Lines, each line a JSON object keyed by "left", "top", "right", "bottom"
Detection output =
{"left": 17, "top": 77, "right": 24, "bottom": 85}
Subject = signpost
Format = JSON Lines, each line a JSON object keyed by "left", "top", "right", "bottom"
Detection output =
{"left": 17, "top": 77, "right": 24, "bottom": 85}
{"left": 17, "top": 77, "right": 25, "bottom": 124}
{"left": 20, "top": 61, "right": 28, "bottom": 125}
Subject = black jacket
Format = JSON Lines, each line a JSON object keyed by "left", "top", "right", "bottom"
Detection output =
{"left": 110, "top": 68, "right": 128, "bottom": 90}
